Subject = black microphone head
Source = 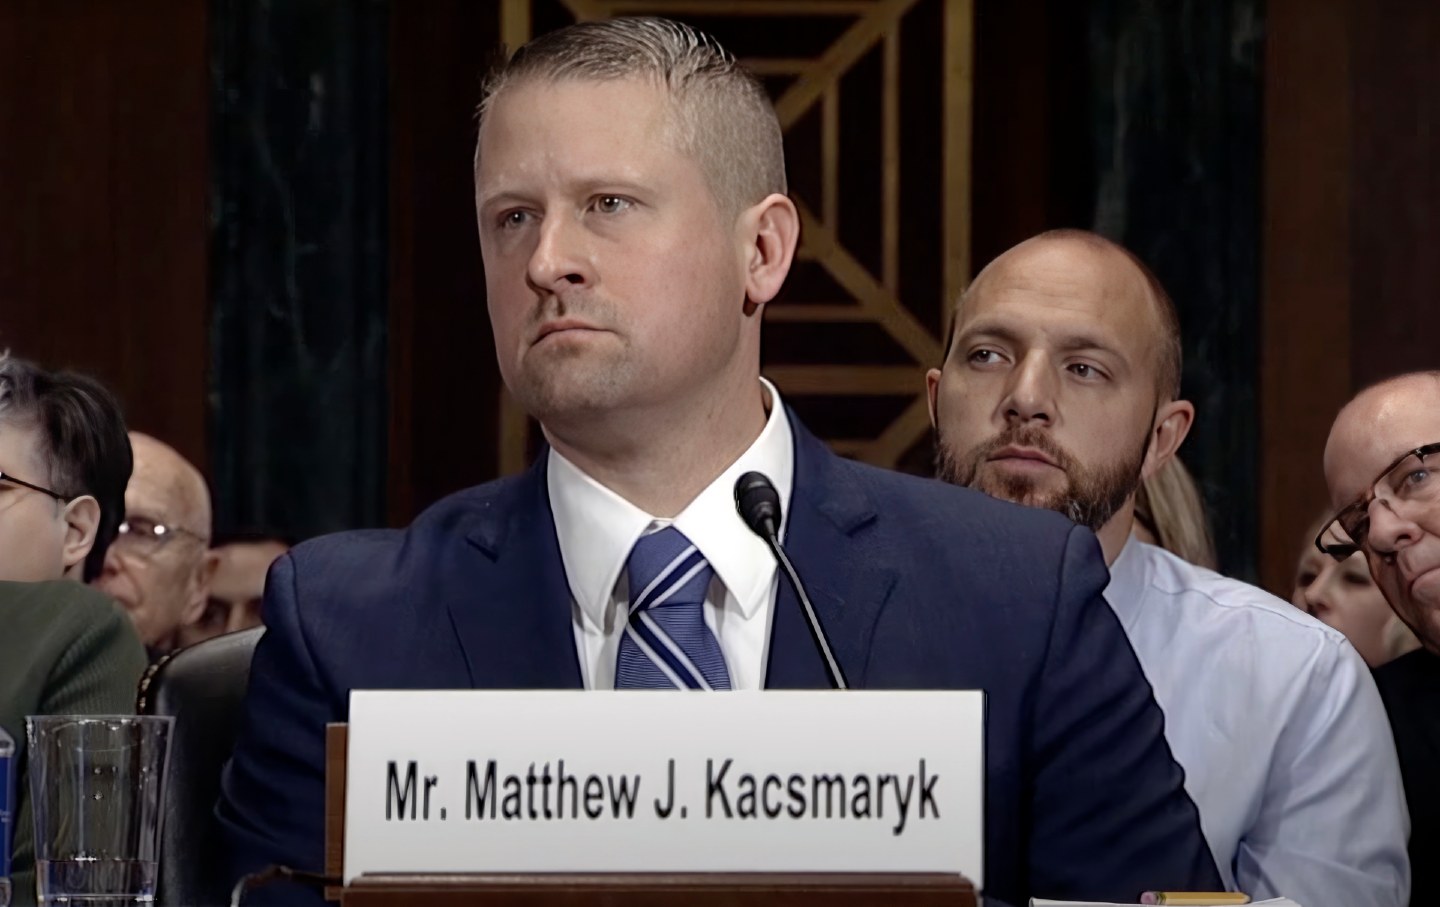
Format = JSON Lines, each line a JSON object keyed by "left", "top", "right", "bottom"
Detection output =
{"left": 734, "top": 471, "right": 782, "bottom": 539}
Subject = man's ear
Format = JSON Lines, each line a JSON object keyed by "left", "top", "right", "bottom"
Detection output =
{"left": 60, "top": 495, "right": 100, "bottom": 575}
{"left": 926, "top": 368, "right": 943, "bottom": 428}
{"left": 182, "top": 549, "right": 221, "bottom": 626}
{"left": 1140, "top": 398, "right": 1196, "bottom": 482}
{"left": 741, "top": 193, "right": 800, "bottom": 315}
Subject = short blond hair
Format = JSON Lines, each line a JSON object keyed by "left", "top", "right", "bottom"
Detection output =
{"left": 475, "top": 16, "right": 787, "bottom": 216}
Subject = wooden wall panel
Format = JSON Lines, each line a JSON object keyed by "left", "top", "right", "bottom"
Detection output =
{"left": 1259, "top": 0, "right": 1354, "bottom": 593}
{"left": 1350, "top": 0, "right": 1440, "bottom": 387}
{"left": 1261, "top": 0, "right": 1440, "bottom": 594}
{"left": 0, "top": 0, "right": 209, "bottom": 471}
{"left": 387, "top": 1, "right": 502, "bottom": 525}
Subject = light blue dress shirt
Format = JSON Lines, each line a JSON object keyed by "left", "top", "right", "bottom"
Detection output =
{"left": 1105, "top": 538, "right": 1410, "bottom": 907}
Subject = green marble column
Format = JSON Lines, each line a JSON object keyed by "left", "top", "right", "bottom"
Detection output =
{"left": 1080, "top": 0, "right": 1263, "bottom": 579}
{"left": 209, "top": 0, "right": 390, "bottom": 540}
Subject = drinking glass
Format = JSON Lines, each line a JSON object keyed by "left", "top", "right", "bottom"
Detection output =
{"left": 25, "top": 717, "right": 172, "bottom": 905}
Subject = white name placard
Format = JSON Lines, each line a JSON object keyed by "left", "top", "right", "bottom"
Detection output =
{"left": 344, "top": 690, "right": 984, "bottom": 885}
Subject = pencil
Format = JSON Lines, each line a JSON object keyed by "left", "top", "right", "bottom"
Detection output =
{"left": 1140, "top": 894, "right": 1251, "bottom": 905}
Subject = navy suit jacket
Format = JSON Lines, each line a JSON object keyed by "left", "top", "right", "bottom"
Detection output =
{"left": 218, "top": 414, "right": 1220, "bottom": 905}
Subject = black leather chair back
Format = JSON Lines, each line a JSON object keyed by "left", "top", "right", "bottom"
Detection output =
{"left": 137, "top": 627, "right": 263, "bottom": 907}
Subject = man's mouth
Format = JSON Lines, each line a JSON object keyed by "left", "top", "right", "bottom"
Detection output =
{"left": 988, "top": 446, "right": 1059, "bottom": 469}
{"left": 533, "top": 319, "right": 604, "bottom": 343}
{"left": 1406, "top": 560, "right": 1440, "bottom": 597}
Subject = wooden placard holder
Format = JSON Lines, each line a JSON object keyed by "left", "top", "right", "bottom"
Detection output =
{"left": 324, "top": 723, "right": 978, "bottom": 906}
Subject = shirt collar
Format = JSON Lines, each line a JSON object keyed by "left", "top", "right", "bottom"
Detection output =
{"left": 1105, "top": 534, "right": 1152, "bottom": 631}
{"left": 547, "top": 378, "right": 795, "bottom": 632}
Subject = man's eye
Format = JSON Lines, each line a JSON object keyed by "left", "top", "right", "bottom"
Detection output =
{"left": 594, "top": 196, "right": 631, "bottom": 214}
{"left": 1068, "top": 363, "right": 1103, "bottom": 380}
{"left": 1402, "top": 467, "right": 1433, "bottom": 490}
{"left": 968, "top": 350, "right": 1001, "bottom": 365}
{"left": 497, "top": 210, "right": 530, "bottom": 229}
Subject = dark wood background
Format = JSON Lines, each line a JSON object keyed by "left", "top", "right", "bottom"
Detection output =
{"left": 1, "top": 0, "right": 1436, "bottom": 594}
{"left": 0, "top": 0, "right": 209, "bottom": 469}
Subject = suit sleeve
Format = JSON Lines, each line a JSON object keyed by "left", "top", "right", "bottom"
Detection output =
{"left": 1234, "top": 639, "right": 1409, "bottom": 906}
{"left": 216, "top": 553, "right": 333, "bottom": 905}
{"left": 1026, "top": 526, "right": 1222, "bottom": 900}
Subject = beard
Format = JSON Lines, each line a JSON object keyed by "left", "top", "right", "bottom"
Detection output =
{"left": 934, "top": 423, "right": 1149, "bottom": 532}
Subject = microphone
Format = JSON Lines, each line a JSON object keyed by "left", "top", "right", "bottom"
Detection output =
{"left": 734, "top": 471, "right": 849, "bottom": 690}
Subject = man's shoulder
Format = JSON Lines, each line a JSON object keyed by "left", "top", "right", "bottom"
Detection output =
{"left": 287, "top": 473, "right": 533, "bottom": 574}
{"left": 829, "top": 456, "right": 1081, "bottom": 542}
{"left": 1141, "top": 544, "right": 1345, "bottom": 639}
{"left": 0, "top": 580, "right": 130, "bottom": 636}
{"left": 0, "top": 581, "right": 144, "bottom": 693}
{"left": 274, "top": 473, "right": 539, "bottom": 639}
{"left": 815, "top": 459, "right": 1100, "bottom": 630}
{"left": 1375, "top": 647, "right": 1440, "bottom": 697}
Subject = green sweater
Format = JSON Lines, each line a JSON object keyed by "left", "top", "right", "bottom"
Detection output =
{"left": 0, "top": 581, "right": 147, "bottom": 905}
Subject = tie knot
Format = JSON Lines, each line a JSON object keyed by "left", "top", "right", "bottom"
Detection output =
{"left": 626, "top": 527, "right": 712, "bottom": 612}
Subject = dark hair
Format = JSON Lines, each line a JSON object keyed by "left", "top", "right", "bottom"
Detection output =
{"left": 0, "top": 356, "right": 132, "bottom": 580}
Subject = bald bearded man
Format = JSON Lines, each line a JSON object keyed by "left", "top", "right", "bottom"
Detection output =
{"left": 1323, "top": 371, "right": 1440, "bottom": 906}
{"left": 928, "top": 230, "right": 1409, "bottom": 905}
{"left": 93, "top": 432, "right": 217, "bottom": 656}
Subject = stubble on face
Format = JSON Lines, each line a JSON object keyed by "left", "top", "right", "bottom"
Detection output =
{"left": 512, "top": 292, "right": 637, "bottom": 419}
{"left": 934, "top": 421, "right": 1148, "bottom": 531}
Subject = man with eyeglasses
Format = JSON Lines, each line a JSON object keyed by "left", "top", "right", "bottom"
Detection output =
{"left": 0, "top": 354, "right": 147, "bottom": 903}
{"left": 1323, "top": 369, "right": 1440, "bottom": 906}
{"left": 93, "top": 432, "right": 217, "bottom": 658}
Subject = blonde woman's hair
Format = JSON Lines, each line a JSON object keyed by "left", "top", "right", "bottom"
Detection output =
{"left": 1133, "top": 457, "right": 1217, "bottom": 570}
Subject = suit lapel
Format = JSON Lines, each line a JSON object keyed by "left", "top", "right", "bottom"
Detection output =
{"left": 765, "top": 415, "right": 897, "bottom": 689}
{"left": 442, "top": 415, "right": 893, "bottom": 692}
{"left": 447, "top": 456, "right": 584, "bottom": 690}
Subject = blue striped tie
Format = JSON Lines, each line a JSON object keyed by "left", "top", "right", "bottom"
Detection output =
{"left": 614, "top": 527, "right": 732, "bottom": 690}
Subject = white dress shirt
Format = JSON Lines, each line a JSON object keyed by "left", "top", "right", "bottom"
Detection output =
{"left": 1106, "top": 537, "right": 1410, "bottom": 906}
{"left": 548, "top": 378, "right": 794, "bottom": 691}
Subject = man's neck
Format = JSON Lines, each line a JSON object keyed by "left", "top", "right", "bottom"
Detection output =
{"left": 545, "top": 379, "right": 770, "bottom": 518}
{"left": 1095, "top": 501, "right": 1138, "bottom": 567}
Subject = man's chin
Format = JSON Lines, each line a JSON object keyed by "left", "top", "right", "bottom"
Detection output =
{"left": 972, "top": 472, "right": 1069, "bottom": 513}
{"left": 514, "top": 372, "right": 628, "bottom": 421}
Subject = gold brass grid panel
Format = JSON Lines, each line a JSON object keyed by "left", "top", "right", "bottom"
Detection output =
{"left": 497, "top": 0, "right": 973, "bottom": 475}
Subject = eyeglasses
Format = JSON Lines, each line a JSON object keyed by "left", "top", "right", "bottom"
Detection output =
{"left": 1316, "top": 441, "right": 1440, "bottom": 561}
{"left": 112, "top": 516, "right": 209, "bottom": 559}
{"left": 0, "top": 471, "right": 69, "bottom": 502}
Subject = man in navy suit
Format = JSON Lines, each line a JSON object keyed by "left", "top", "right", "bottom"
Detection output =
{"left": 218, "top": 16, "right": 1221, "bottom": 905}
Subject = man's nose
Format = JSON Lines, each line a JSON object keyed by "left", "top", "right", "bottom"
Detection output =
{"left": 525, "top": 215, "right": 591, "bottom": 295}
{"left": 1002, "top": 354, "right": 1056, "bottom": 425}
{"left": 1366, "top": 498, "right": 1425, "bottom": 558}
